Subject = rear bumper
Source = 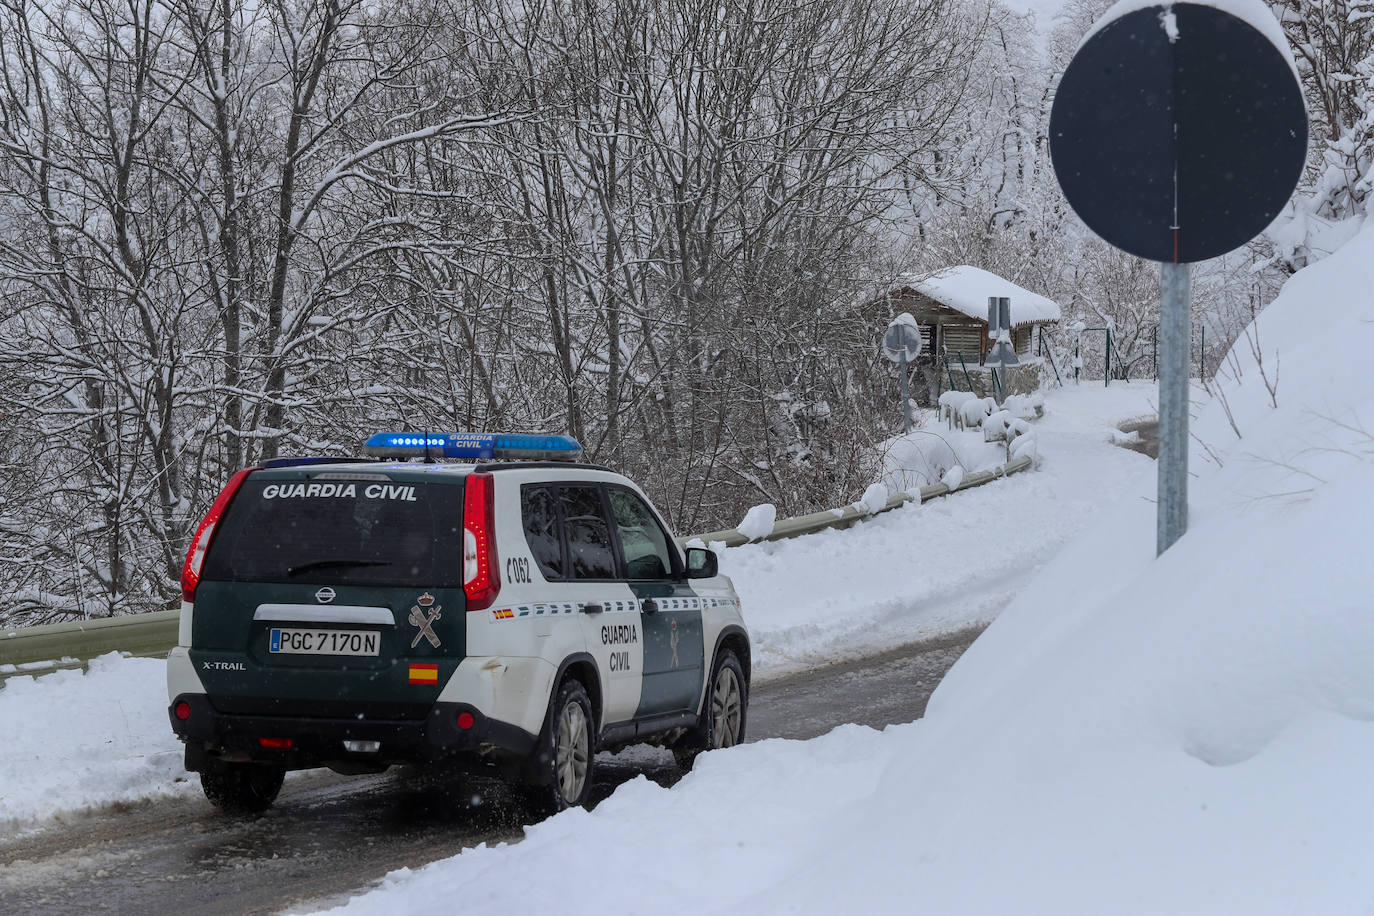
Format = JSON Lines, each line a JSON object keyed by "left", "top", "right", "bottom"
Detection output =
{"left": 169, "top": 693, "right": 537, "bottom": 772}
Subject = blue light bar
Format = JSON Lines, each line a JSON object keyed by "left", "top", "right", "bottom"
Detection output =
{"left": 363, "top": 432, "right": 583, "bottom": 462}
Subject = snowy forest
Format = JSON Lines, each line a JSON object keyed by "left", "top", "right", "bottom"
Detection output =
{"left": 0, "top": 0, "right": 1368, "bottom": 623}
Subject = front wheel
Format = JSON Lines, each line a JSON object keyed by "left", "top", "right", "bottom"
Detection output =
{"left": 525, "top": 678, "right": 595, "bottom": 814}
{"left": 674, "top": 650, "right": 747, "bottom": 770}
{"left": 200, "top": 762, "right": 285, "bottom": 813}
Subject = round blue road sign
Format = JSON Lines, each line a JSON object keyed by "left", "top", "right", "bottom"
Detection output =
{"left": 1049, "top": 2, "right": 1306, "bottom": 263}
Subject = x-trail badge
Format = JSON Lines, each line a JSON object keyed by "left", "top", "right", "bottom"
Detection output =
{"left": 315, "top": 587, "right": 336, "bottom": 604}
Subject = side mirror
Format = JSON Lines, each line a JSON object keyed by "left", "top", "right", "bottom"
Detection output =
{"left": 685, "top": 547, "right": 718, "bottom": 579}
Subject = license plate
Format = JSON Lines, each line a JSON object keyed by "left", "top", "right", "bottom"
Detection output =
{"left": 269, "top": 628, "right": 380, "bottom": 657}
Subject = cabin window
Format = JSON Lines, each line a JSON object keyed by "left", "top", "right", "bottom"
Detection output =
{"left": 1014, "top": 327, "right": 1032, "bottom": 355}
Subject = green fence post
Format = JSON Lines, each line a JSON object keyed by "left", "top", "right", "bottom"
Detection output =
{"left": 956, "top": 352, "right": 975, "bottom": 393}
{"left": 1082, "top": 327, "right": 1116, "bottom": 386}
{"left": 1200, "top": 324, "right": 1206, "bottom": 381}
{"left": 1043, "top": 344, "right": 1063, "bottom": 386}
{"left": 1106, "top": 333, "right": 1129, "bottom": 381}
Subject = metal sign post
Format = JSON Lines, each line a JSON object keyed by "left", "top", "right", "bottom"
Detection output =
{"left": 899, "top": 351, "right": 911, "bottom": 433}
{"left": 1157, "top": 262, "right": 1190, "bottom": 553}
{"left": 1049, "top": 0, "right": 1306, "bottom": 556}
{"left": 882, "top": 316, "right": 924, "bottom": 435}
{"left": 985, "top": 296, "right": 1019, "bottom": 404}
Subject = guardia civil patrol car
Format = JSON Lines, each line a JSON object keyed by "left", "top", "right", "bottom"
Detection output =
{"left": 167, "top": 432, "right": 749, "bottom": 813}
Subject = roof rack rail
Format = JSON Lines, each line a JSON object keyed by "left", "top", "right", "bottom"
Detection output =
{"left": 473, "top": 461, "right": 613, "bottom": 474}
{"left": 260, "top": 456, "right": 376, "bottom": 470}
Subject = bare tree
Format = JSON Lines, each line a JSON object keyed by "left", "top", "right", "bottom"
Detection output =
{"left": 0, "top": 0, "right": 995, "bottom": 623}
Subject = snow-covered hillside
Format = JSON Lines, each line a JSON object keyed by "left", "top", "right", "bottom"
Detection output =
{"left": 310, "top": 229, "right": 1374, "bottom": 912}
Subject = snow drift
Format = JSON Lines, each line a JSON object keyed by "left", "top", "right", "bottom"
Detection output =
{"left": 315, "top": 225, "right": 1374, "bottom": 913}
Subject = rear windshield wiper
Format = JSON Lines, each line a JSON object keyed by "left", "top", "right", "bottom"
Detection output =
{"left": 286, "top": 559, "right": 394, "bottom": 577}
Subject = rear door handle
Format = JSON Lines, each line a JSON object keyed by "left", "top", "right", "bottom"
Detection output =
{"left": 583, "top": 602, "right": 604, "bottom": 615}
{"left": 641, "top": 598, "right": 658, "bottom": 614}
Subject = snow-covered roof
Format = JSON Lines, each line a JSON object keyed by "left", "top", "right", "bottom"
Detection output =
{"left": 886, "top": 266, "right": 1062, "bottom": 328}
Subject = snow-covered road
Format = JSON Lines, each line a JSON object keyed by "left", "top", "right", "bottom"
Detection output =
{"left": 0, "top": 632, "right": 978, "bottom": 914}
{"left": 0, "top": 381, "right": 1161, "bottom": 911}
{"left": 733, "top": 381, "right": 1159, "bottom": 677}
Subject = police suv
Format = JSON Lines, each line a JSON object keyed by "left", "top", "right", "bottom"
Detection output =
{"left": 167, "top": 432, "right": 749, "bottom": 813}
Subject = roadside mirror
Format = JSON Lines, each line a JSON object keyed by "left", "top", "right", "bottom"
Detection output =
{"left": 685, "top": 547, "right": 718, "bottom": 579}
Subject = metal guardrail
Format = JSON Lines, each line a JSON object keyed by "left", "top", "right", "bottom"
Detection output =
{"left": 684, "top": 454, "right": 1032, "bottom": 548}
{"left": 0, "top": 454, "right": 1032, "bottom": 678}
{"left": 1, "top": 610, "right": 180, "bottom": 679}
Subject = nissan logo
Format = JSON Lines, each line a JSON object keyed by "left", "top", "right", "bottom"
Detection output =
{"left": 315, "top": 587, "right": 336, "bottom": 604}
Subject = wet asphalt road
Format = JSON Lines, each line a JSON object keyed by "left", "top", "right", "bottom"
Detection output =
{"left": 0, "top": 628, "right": 982, "bottom": 915}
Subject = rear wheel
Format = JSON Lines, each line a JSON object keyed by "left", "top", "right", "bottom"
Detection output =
{"left": 674, "top": 649, "right": 746, "bottom": 770}
{"left": 200, "top": 762, "right": 285, "bottom": 814}
{"left": 525, "top": 678, "right": 595, "bottom": 813}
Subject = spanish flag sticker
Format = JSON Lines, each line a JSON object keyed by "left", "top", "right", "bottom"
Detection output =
{"left": 408, "top": 664, "right": 439, "bottom": 686}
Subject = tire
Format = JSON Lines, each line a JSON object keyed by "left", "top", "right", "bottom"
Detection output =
{"left": 526, "top": 678, "right": 596, "bottom": 813}
{"left": 674, "top": 649, "right": 747, "bottom": 770}
{"left": 200, "top": 762, "right": 285, "bottom": 814}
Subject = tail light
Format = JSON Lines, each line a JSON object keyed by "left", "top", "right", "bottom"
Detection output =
{"left": 182, "top": 467, "right": 257, "bottom": 602}
{"left": 258, "top": 737, "right": 293, "bottom": 749}
{"left": 463, "top": 472, "right": 500, "bottom": 611}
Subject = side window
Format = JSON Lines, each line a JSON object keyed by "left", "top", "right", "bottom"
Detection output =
{"left": 559, "top": 486, "right": 617, "bottom": 580}
{"left": 608, "top": 488, "right": 675, "bottom": 581}
{"left": 521, "top": 485, "right": 565, "bottom": 579}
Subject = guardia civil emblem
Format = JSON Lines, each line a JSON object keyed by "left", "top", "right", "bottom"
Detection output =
{"left": 409, "top": 592, "right": 442, "bottom": 649}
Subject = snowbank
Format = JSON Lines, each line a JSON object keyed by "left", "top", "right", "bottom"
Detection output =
{"left": 314, "top": 221, "right": 1374, "bottom": 914}
{"left": 0, "top": 654, "right": 190, "bottom": 830}
{"left": 875, "top": 422, "right": 1002, "bottom": 493}
{"left": 729, "top": 382, "right": 1154, "bottom": 676}
{"left": 873, "top": 219, "right": 1374, "bottom": 903}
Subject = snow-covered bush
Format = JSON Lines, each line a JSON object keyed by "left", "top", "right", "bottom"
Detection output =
{"left": 877, "top": 423, "right": 1004, "bottom": 494}
{"left": 1002, "top": 393, "right": 1044, "bottom": 420}
{"left": 1009, "top": 430, "right": 1038, "bottom": 462}
{"left": 938, "top": 391, "right": 979, "bottom": 428}
{"left": 983, "top": 409, "right": 1012, "bottom": 442}
{"left": 957, "top": 397, "right": 997, "bottom": 430}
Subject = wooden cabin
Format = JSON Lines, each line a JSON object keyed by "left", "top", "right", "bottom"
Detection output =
{"left": 870, "top": 265, "right": 1061, "bottom": 368}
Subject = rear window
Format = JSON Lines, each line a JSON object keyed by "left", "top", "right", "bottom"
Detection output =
{"left": 201, "top": 477, "right": 465, "bottom": 587}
